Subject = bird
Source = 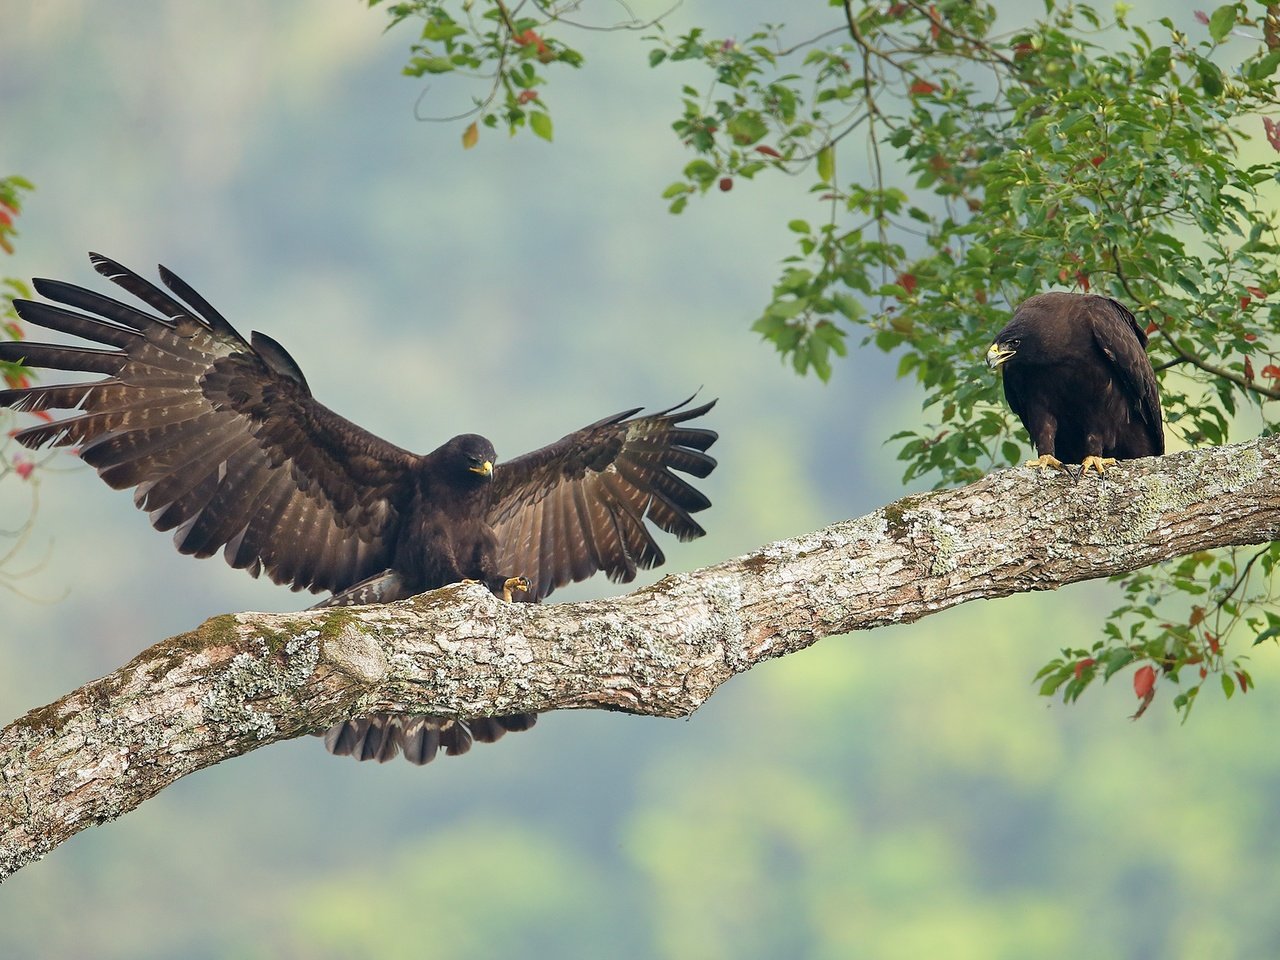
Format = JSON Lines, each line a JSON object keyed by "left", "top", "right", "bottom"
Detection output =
{"left": 985, "top": 292, "right": 1163, "bottom": 475}
{"left": 0, "top": 253, "right": 718, "bottom": 765}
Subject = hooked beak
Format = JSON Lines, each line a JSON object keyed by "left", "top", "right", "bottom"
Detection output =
{"left": 985, "top": 342, "right": 1015, "bottom": 370}
{"left": 469, "top": 460, "right": 493, "bottom": 477}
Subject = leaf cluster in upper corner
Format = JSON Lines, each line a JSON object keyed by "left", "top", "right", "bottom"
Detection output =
{"left": 368, "top": 0, "right": 585, "bottom": 144}
{"left": 649, "top": 1, "right": 1280, "bottom": 483}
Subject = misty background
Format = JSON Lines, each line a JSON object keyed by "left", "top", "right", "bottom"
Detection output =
{"left": 2, "top": 2, "right": 1278, "bottom": 957}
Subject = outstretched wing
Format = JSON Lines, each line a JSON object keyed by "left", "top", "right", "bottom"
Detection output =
{"left": 485, "top": 398, "right": 717, "bottom": 601}
{"left": 1088, "top": 297, "right": 1164, "bottom": 454}
{"left": 0, "top": 254, "right": 417, "bottom": 594}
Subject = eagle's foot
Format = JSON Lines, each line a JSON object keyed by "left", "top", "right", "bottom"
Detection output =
{"left": 1080, "top": 455, "right": 1117, "bottom": 476}
{"left": 501, "top": 576, "right": 530, "bottom": 603}
{"left": 1025, "top": 454, "right": 1068, "bottom": 472}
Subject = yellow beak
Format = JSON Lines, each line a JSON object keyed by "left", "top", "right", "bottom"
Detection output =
{"left": 469, "top": 460, "right": 493, "bottom": 477}
{"left": 985, "top": 343, "right": 1015, "bottom": 370}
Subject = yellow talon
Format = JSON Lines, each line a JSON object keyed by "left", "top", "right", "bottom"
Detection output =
{"left": 1081, "top": 456, "right": 1117, "bottom": 476}
{"left": 501, "top": 576, "right": 530, "bottom": 603}
{"left": 1025, "top": 454, "right": 1068, "bottom": 472}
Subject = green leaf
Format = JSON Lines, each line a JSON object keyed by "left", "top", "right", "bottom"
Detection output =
{"left": 816, "top": 145, "right": 834, "bottom": 185}
{"left": 1221, "top": 673, "right": 1235, "bottom": 699}
{"left": 529, "top": 111, "right": 553, "bottom": 142}
{"left": 1253, "top": 626, "right": 1280, "bottom": 646}
{"left": 1252, "top": 49, "right": 1280, "bottom": 80}
{"left": 1039, "top": 670, "right": 1070, "bottom": 697}
{"left": 1208, "top": 4, "right": 1236, "bottom": 43}
{"left": 407, "top": 55, "right": 455, "bottom": 75}
{"left": 1196, "top": 58, "right": 1224, "bottom": 96}
{"left": 726, "top": 111, "right": 768, "bottom": 145}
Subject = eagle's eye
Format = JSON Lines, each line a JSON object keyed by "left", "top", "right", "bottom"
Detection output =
{"left": 1006, "top": 338, "right": 1020, "bottom": 348}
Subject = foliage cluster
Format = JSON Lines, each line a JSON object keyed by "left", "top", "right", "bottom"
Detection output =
{"left": 33, "top": 2, "right": 1280, "bottom": 716}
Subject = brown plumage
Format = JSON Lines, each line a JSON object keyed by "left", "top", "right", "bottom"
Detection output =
{"left": 0, "top": 254, "right": 718, "bottom": 765}
{"left": 985, "top": 292, "right": 1163, "bottom": 475}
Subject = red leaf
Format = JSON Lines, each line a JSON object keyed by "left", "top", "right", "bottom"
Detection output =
{"left": 1133, "top": 665, "right": 1156, "bottom": 699}
{"left": 1243, "top": 332, "right": 1258, "bottom": 342}
{"left": 909, "top": 80, "right": 939, "bottom": 96}
{"left": 0, "top": 209, "right": 11, "bottom": 228}
{"left": 3, "top": 371, "right": 29, "bottom": 389}
{"left": 32, "top": 409, "right": 53, "bottom": 423}
{"left": 1145, "top": 321, "right": 1158, "bottom": 334}
{"left": 1236, "top": 671, "right": 1250, "bottom": 693}
{"left": 928, "top": 3, "right": 940, "bottom": 41}
{"left": 13, "top": 457, "right": 33, "bottom": 480}
{"left": 1090, "top": 155, "right": 1105, "bottom": 167}
{"left": 1076, "top": 272, "right": 1090, "bottom": 293}
{"left": 755, "top": 145, "right": 781, "bottom": 158}
{"left": 1194, "top": 10, "right": 1210, "bottom": 24}
{"left": 1206, "top": 633, "right": 1221, "bottom": 655}
{"left": 517, "top": 89, "right": 539, "bottom": 105}
{"left": 1265, "top": 117, "right": 1280, "bottom": 152}
{"left": 1245, "top": 356, "right": 1255, "bottom": 383}
{"left": 512, "top": 29, "right": 548, "bottom": 56}
{"left": 1199, "top": 666, "right": 1208, "bottom": 679}
{"left": 718, "top": 177, "right": 733, "bottom": 192}
{"left": 897, "top": 272, "right": 918, "bottom": 295}
{"left": 3, "top": 320, "right": 22, "bottom": 340}
{"left": 1261, "top": 364, "right": 1280, "bottom": 379}
{"left": 1073, "top": 658, "right": 1096, "bottom": 679}
{"left": 1242, "top": 296, "right": 1253, "bottom": 309}
{"left": 1247, "top": 285, "right": 1266, "bottom": 298}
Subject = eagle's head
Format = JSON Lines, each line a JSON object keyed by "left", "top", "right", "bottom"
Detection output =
{"left": 440, "top": 433, "right": 496, "bottom": 482}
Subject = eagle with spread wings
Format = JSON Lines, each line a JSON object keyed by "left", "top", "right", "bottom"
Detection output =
{"left": 0, "top": 254, "right": 718, "bottom": 765}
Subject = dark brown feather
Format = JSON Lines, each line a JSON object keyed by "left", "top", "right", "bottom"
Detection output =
{"left": 487, "top": 397, "right": 717, "bottom": 601}
{"left": 989, "top": 292, "right": 1163, "bottom": 464}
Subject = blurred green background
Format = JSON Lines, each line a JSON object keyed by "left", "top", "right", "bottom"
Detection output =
{"left": 2, "top": 2, "right": 1279, "bottom": 957}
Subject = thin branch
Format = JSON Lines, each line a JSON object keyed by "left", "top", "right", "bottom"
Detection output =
{"left": 1110, "top": 248, "right": 1280, "bottom": 401}
{"left": 1153, "top": 329, "right": 1280, "bottom": 401}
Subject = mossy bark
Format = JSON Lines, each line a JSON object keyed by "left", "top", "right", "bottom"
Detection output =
{"left": 3, "top": 436, "right": 1279, "bottom": 880}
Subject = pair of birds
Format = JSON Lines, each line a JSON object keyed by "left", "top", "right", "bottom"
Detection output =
{"left": 0, "top": 258, "right": 1163, "bottom": 767}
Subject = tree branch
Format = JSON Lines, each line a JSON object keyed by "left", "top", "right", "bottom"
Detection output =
{"left": 4, "top": 436, "right": 1280, "bottom": 880}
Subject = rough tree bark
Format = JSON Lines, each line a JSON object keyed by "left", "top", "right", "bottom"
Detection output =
{"left": 2, "top": 436, "right": 1279, "bottom": 880}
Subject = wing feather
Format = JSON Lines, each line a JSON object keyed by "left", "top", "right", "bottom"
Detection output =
{"left": 488, "top": 398, "right": 716, "bottom": 601}
{"left": 1090, "top": 298, "right": 1165, "bottom": 455}
{"left": 0, "top": 254, "right": 418, "bottom": 594}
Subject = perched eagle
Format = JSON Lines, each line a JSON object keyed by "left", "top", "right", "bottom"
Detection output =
{"left": 0, "top": 254, "right": 718, "bottom": 765}
{"left": 985, "top": 292, "right": 1163, "bottom": 475}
